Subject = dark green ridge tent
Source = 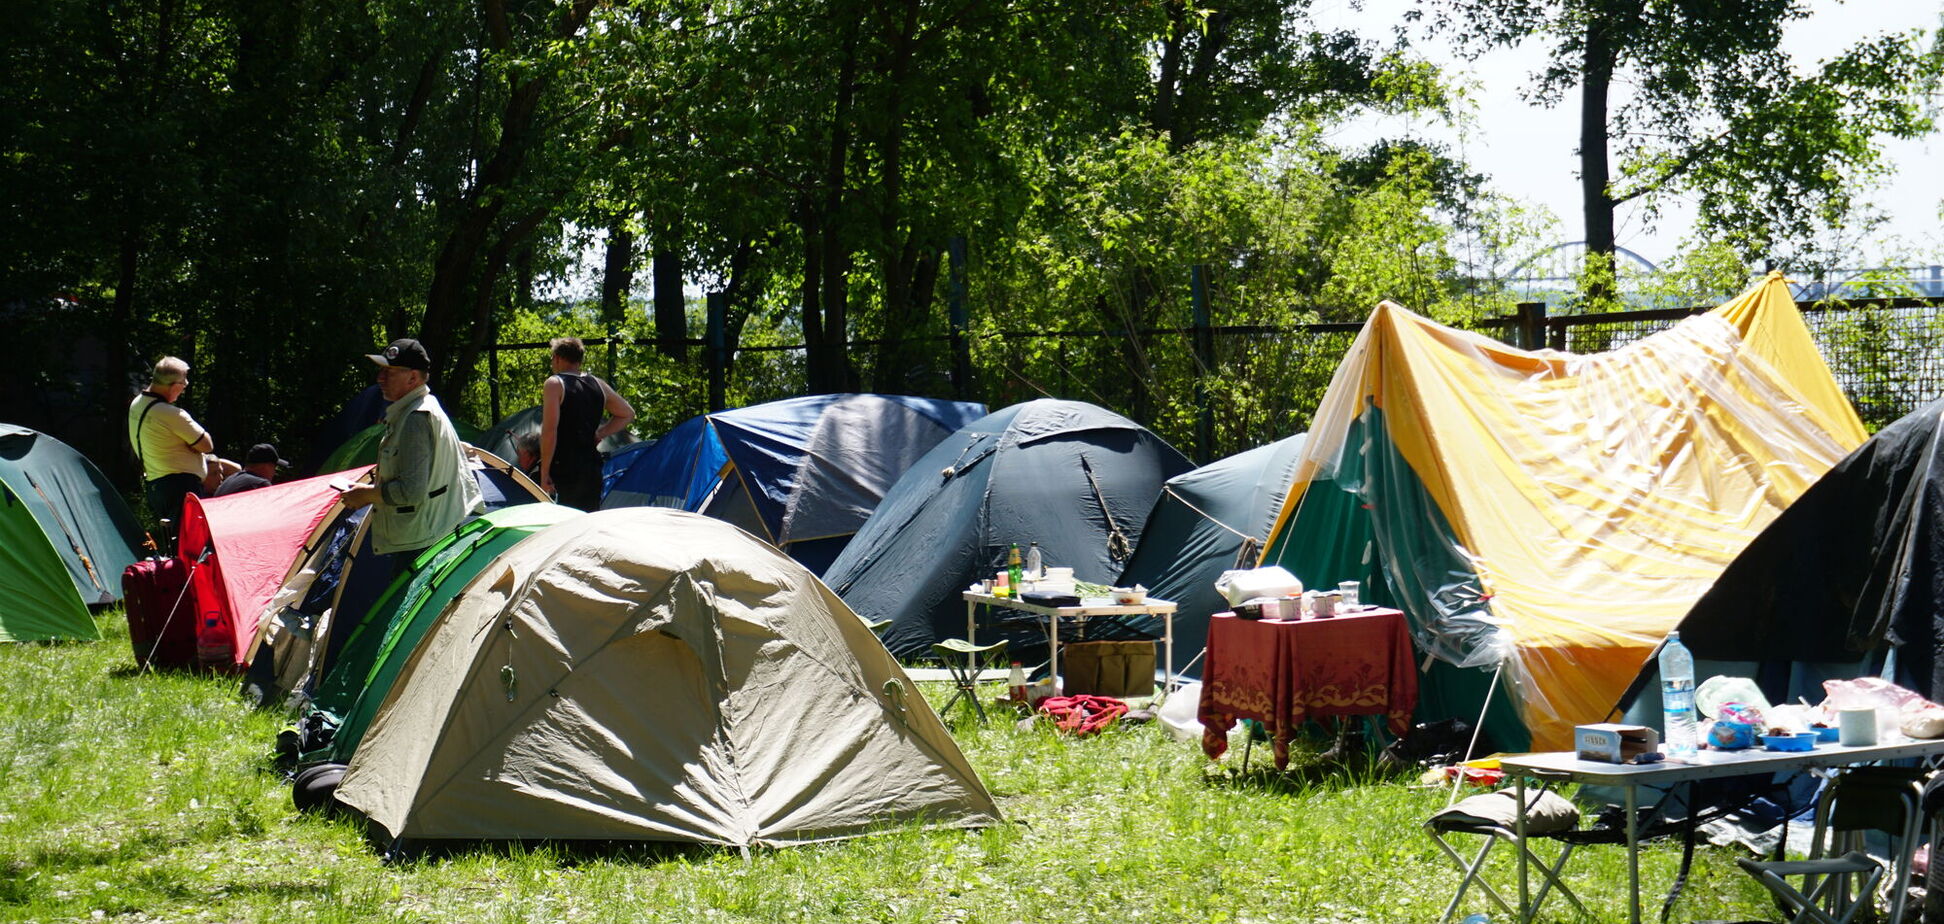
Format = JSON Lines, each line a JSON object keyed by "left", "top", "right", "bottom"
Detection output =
{"left": 824, "top": 399, "right": 1192, "bottom": 662}
{"left": 480, "top": 404, "right": 637, "bottom": 467}
{"left": 1618, "top": 398, "right": 1944, "bottom": 715}
{"left": 303, "top": 502, "right": 583, "bottom": 763}
{"left": 0, "top": 424, "right": 145, "bottom": 641}
{"left": 319, "top": 419, "right": 490, "bottom": 475}
{"left": 1113, "top": 434, "right": 1306, "bottom": 678}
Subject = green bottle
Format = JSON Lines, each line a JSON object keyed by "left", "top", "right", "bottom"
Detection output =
{"left": 1007, "top": 543, "right": 1024, "bottom": 595}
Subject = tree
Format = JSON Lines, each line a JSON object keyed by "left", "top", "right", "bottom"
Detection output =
{"left": 1425, "top": 0, "right": 1943, "bottom": 280}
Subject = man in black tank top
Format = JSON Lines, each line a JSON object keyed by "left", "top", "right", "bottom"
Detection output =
{"left": 541, "top": 336, "right": 637, "bottom": 511}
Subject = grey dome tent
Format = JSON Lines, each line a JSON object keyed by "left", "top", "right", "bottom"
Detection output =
{"left": 0, "top": 424, "right": 144, "bottom": 640}
{"left": 334, "top": 507, "right": 999, "bottom": 849}
{"left": 1113, "top": 433, "right": 1306, "bottom": 677}
{"left": 823, "top": 399, "right": 1192, "bottom": 661}
{"left": 480, "top": 404, "right": 637, "bottom": 469}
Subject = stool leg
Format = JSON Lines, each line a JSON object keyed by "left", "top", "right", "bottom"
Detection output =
{"left": 966, "top": 659, "right": 987, "bottom": 723}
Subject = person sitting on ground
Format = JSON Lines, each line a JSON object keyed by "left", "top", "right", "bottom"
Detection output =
{"left": 214, "top": 443, "right": 288, "bottom": 496}
{"left": 539, "top": 336, "right": 634, "bottom": 512}
{"left": 128, "top": 356, "right": 238, "bottom": 527}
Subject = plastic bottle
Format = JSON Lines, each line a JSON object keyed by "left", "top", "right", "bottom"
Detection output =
{"left": 1007, "top": 543, "right": 1024, "bottom": 595}
{"left": 1025, "top": 542, "right": 1042, "bottom": 581}
{"left": 1659, "top": 631, "right": 1698, "bottom": 758}
{"left": 1009, "top": 661, "right": 1028, "bottom": 703}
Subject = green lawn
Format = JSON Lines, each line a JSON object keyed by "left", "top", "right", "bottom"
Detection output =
{"left": 0, "top": 611, "right": 1782, "bottom": 923}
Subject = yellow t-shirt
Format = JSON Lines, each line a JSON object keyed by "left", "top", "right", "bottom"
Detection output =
{"left": 128, "top": 393, "right": 208, "bottom": 481}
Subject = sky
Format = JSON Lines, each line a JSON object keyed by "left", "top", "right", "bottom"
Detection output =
{"left": 1312, "top": 0, "right": 1944, "bottom": 270}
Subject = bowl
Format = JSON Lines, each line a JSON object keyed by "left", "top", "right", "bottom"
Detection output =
{"left": 1761, "top": 732, "right": 1816, "bottom": 752}
{"left": 1112, "top": 587, "right": 1147, "bottom": 605}
{"left": 1708, "top": 721, "right": 1757, "bottom": 750}
{"left": 1812, "top": 725, "right": 1839, "bottom": 743}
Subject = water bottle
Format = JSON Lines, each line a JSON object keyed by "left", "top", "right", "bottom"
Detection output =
{"left": 1659, "top": 631, "right": 1697, "bottom": 758}
{"left": 1009, "top": 661, "right": 1028, "bottom": 703}
{"left": 1025, "top": 542, "right": 1042, "bottom": 581}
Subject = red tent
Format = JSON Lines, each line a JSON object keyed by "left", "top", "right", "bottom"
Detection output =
{"left": 176, "top": 468, "right": 371, "bottom": 671}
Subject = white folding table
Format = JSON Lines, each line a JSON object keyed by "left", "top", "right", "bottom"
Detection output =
{"left": 960, "top": 590, "right": 1177, "bottom": 692}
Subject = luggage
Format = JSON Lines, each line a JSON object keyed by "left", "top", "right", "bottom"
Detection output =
{"left": 122, "top": 557, "right": 198, "bottom": 670}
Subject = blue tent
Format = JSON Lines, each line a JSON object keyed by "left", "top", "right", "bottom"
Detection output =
{"left": 600, "top": 394, "right": 987, "bottom": 572}
{"left": 824, "top": 399, "right": 1193, "bottom": 661}
{"left": 1112, "top": 434, "right": 1306, "bottom": 677}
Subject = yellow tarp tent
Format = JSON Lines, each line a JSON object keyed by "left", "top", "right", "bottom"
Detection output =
{"left": 1261, "top": 273, "right": 1866, "bottom": 749}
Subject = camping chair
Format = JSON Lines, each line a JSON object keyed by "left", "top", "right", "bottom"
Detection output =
{"left": 1737, "top": 766, "right": 1926, "bottom": 924}
{"left": 931, "top": 638, "right": 1008, "bottom": 723}
{"left": 1425, "top": 786, "right": 1589, "bottom": 923}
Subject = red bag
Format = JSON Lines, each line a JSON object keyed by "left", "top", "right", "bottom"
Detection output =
{"left": 122, "top": 558, "right": 199, "bottom": 670}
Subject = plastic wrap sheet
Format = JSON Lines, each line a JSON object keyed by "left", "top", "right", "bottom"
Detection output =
{"left": 1264, "top": 273, "right": 1865, "bottom": 748}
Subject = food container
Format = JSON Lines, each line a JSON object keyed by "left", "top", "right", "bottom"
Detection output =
{"left": 1761, "top": 732, "right": 1817, "bottom": 752}
{"left": 1708, "top": 721, "right": 1757, "bottom": 750}
{"left": 1812, "top": 724, "right": 1839, "bottom": 743}
{"left": 1111, "top": 586, "right": 1147, "bottom": 605}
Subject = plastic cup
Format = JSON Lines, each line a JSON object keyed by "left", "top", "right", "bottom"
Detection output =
{"left": 1338, "top": 581, "right": 1360, "bottom": 609}
{"left": 1839, "top": 707, "right": 1878, "bottom": 746}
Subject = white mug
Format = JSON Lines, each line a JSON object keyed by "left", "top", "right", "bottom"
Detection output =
{"left": 1838, "top": 707, "right": 1878, "bottom": 747}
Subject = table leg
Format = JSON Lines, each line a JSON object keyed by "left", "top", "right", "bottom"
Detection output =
{"left": 1516, "top": 774, "right": 1530, "bottom": 922}
{"left": 1047, "top": 612, "right": 1059, "bottom": 693}
{"left": 1626, "top": 783, "right": 1641, "bottom": 924}
{"left": 966, "top": 599, "right": 976, "bottom": 646}
{"left": 1163, "top": 611, "right": 1174, "bottom": 693}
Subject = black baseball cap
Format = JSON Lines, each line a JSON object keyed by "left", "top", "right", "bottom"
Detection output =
{"left": 366, "top": 338, "right": 432, "bottom": 372}
{"left": 245, "top": 443, "right": 289, "bottom": 467}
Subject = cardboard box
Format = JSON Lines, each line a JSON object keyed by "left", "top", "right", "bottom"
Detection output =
{"left": 1574, "top": 723, "right": 1660, "bottom": 763}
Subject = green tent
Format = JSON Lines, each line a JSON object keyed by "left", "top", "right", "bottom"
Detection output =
{"left": 0, "top": 425, "right": 145, "bottom": 641}
{"left": 303, "top": 502, "right": 581, "bottom": 762}
{"left": 319, "top": 419, "right": 490, "bottom": 474}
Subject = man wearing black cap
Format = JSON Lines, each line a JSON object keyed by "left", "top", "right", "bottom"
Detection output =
{"left": 338, "top": 338, "right": 483, "bottom": 558}
{"left": 214, "top": 443, "right": 288, "bottom": 496}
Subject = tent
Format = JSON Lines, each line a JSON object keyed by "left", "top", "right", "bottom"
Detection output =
{"left": 333, "top": 507, "right": 1001, "bottom": 849}
{"left": 179, "top": 469, "right": 372, "bottom": 670}
{"left": 319, "top": 417, "right": 490, "bottom": 475}
{"left": 1259, "top": 273, "right": 1866, "bottom": 750}
{"left": 479, "top": 404, "right": 637, "bottom": 469}
{"left": 304, "top": 385, "right": 389, "bottom": 473}
{"left": 300, "top": 502, "right": 582, "bottom": 763}
{"left": 600, "top": 394, "right": 988, "bottom": 572}
{"left": 824, "top": 399, "right": 1192, "bottom": 661}
{"left": 0, "top": 424, "right": 145, "bottom": 641}
{"left": 1113, "top": 434, "right": 1307, "bottom": 677}
{"left": 256, "top": 448, "right": 549, "bottom": 699}
{"left": 1657, "top": 398, "right": 1944, "bottom": 704}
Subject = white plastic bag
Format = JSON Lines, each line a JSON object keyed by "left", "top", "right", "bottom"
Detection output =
{"left": 1213, "top": 567, "right": 1302, "bottom": 607}
{"left": 1158, "top": 682, "right": 1203, "bottom": 742}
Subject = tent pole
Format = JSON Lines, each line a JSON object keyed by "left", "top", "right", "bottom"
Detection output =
{"left": 1447, "top": 660, "right": 1504, "bottom": 807}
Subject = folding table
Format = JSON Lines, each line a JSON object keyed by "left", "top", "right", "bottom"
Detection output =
{"left": 960, "top": 590, "right": 1177, "bottom": 693}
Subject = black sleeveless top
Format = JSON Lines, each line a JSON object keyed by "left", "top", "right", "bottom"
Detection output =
{"left": 552, "top": 372, "right": 603, "bottom": 467}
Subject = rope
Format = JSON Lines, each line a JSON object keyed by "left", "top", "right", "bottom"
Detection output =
{"left": 1080, "top": 455, "right": 1132, "bottom": 563}
{"left": 1160, "top": 485, "right": 1259, "bottom": 545}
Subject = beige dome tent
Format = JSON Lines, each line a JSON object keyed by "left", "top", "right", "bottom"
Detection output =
{"left": 334, "top": 507, "right": 1000, "bottom": 849}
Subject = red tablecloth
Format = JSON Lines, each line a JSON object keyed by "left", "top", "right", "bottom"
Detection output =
{"left": 1198, "top": 608, "right": 1418, "bottom": 769}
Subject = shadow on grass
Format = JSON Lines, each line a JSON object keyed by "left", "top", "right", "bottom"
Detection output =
{"left": 2, "top": 827, "right": 194, "bottom": 876}
{"left": 382, "top": 837, "right": 727, "bottom": 868}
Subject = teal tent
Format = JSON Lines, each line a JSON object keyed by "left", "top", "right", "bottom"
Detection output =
{"left": 0, "top": 425, "right": 145, "bottom": 640}
{"left": 320, "top": 418, "right": 490, "bottom": 474}
{"left": 480, "top": 404, "right": 637, "bottom": 467}
{"left": 1113, "top": 434, "right": 1306, "bottom": 676}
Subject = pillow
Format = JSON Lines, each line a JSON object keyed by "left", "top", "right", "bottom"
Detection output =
{"left": 1431, "top": 789, "right": 1580, "bottom": 835}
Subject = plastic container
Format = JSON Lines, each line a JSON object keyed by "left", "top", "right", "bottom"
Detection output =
{"left": 1708, "top": 721, "right": 1757, "bottom": 750}
{"left": 1762, "top": 733, "right": 1816, "bottom": 752}
{"left": 1659, "top": 632, "right": 1698, "bottom": 758}
{"left": 1812, "top": 725, "right": 1840, "bottom": 743}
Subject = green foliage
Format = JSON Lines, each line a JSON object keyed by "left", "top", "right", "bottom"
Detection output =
{"left": 0, "top": 613, "right": 1786, "bottom": 923}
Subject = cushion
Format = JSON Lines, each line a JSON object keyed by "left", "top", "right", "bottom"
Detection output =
{"left": 1431, "top": 789, "right": 1581, "bottom": 835}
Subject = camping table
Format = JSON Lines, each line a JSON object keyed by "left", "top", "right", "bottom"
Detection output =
{"left": 960, "top": 591, "right": 1177, "bottom": 693}
{"left": 1499, "top": 737, "right": 1944, "bottom": 924}
{"left": 1195, "top": 608, "right": 1416, "bottom": 770}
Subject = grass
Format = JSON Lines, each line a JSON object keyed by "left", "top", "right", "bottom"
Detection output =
{"left": 0, "top": 611, "right": 1784, "bottom": 923}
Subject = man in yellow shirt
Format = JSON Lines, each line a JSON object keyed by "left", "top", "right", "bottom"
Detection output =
{"left": 127, "top": 356, "right": 234, "bottom": 529}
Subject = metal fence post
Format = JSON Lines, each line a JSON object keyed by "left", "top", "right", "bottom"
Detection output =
{"left": 1515, "top": 302, "right": 1547, "bottom": 351}
{"left": 707, "top": 292, "right": 727, "bottom": 412}
{"left": 1191, "top": 264, "right": 1214, "bottom": 465}
{"left": 488, "top": 323, "right": 502, "bottom": 424}
{"left": 948, "top": 236, "right": 971, "bottom": 400}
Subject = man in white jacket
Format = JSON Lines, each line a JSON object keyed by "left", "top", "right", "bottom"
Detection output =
{"left": 338, "top": 338, "right": 483, "bottom": 560}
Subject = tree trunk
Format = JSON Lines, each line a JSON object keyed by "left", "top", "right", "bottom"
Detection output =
{"left": 599, "top": 222, "right": 636, "bottom": 328}
{"left": 652, "top": 245, "right": 686, "bottom": 358}
{"left": 1580, "top": 10, "right": 1619, "bottom": 302}
{"left": 805, "top": 18, "right": 861, "bottom": 394}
